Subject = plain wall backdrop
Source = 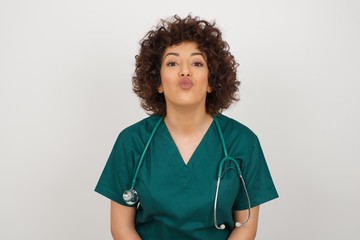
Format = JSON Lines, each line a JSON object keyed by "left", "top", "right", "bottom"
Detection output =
{"left": 1, "top": 0, "right": 359, "bottom": 239}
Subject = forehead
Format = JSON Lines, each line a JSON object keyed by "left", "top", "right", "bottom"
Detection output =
{"left": 163, "top": 42, "right": 202, "bottom": 55}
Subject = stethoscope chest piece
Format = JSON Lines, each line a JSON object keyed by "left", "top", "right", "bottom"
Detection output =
{"left": 123, "top": 189, "right": 139, "bottom": 205}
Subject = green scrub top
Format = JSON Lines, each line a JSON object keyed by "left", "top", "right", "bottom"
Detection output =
{"left": 95, "top": 114, "right": 278, "bottom": 240}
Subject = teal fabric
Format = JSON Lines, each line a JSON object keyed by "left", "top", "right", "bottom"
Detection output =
{"left": 95, "top": 114, "right": 278, "bottom": 240}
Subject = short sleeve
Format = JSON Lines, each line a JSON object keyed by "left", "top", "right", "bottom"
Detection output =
{"left": 94, "top": 132, "right": 136, "bottom": 207}
{"left": 234, "top": 135, "right": 278, "bottom": 210}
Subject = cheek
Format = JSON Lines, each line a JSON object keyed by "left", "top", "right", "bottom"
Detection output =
{"left": 199, "top": 72, "right": 210, "bottom": 85}
{"left": 199, "top": 68, "right": 209, "bottom": 80}
{"left": 160, "top": 70, "right": 173, "bottom": 87}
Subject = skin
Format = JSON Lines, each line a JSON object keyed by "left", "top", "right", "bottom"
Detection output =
{"left": 228, "top": 206, "right": 260, "bottom": 240}
{"left": 159, "top": 42, "right": 213, "bottom": 164}
{"left": 111, "top": 201, "right": 140, "bottom": 240}
{"left": 110, "top": 42, "right": 259, "bottom": 240}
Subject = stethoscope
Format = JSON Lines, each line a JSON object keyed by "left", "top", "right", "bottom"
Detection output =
{"left": 122, "top": 116, "right": 251, "bottom": 229}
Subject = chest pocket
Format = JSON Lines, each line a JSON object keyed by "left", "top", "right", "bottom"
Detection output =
{"left": 212, "top": 177, "right": 240, "bottom": 225}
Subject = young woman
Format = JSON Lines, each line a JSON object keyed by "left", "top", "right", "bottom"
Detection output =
{"left": 95, "top": 15, "right": 278, "bottom": 240}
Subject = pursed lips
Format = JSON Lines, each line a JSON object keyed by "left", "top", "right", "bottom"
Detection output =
{"left": 178, "top": 77, "right": 193, "bottom": 90}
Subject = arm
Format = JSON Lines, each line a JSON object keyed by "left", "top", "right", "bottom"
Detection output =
{"left": 228, "top": 206, "right": 260, "bottom": 240}
{"left": 110, "top": 201, "right": 141, "bottom": 240}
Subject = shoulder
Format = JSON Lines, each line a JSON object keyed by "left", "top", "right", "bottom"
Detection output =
{"left": 119, "top": 115, "right": 163, "bottom": 138}
{"left": 121, "top": 115, "right": 162, "bottom": 135}
{"left": 116, "top": 115, "right": 163, "bottom": 146}
{"left": 215, "top": 114, "right": 260, "bottom": 147}
{"left": 215, "top": 114, "right": 257, "bottom": 138}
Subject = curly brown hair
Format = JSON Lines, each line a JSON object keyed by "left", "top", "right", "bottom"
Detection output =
{"left": 132, "top": 15, "right": 240, "bottom": 116}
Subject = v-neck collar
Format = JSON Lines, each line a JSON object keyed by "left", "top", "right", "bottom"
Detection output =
{"left": 160, "top": 118, "right": 215, "bottom": 168}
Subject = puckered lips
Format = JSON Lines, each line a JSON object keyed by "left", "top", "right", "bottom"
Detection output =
{"left": 178, "top": 77, "right": 193, "bottom": 90}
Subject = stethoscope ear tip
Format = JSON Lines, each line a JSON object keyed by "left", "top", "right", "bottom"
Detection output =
{"left": 235, "top": 221, "right": 241, "bottom": 227}
{"left": 220, "top": 224, "right": 225, "bottom": 230}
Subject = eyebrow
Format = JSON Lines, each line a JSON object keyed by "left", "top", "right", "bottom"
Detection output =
{"left": 163, "top": 52, "right": 204, "bottom": 59}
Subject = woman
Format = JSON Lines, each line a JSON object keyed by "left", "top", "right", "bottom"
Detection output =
{"left": 95, "top": 15, "right": 278, "bottom": 240}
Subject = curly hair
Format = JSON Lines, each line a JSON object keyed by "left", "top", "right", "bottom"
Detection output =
{"left": 132, "top": 15, "right": 240, "bottom": 116}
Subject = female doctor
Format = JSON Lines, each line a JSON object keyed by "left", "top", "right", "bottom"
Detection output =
{"left": 95, "top": 15, "right": 278, "bottom": 240}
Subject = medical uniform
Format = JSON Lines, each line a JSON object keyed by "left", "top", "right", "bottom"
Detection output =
{"left": 95, "top": 114, "right": 278, "bottom": 240}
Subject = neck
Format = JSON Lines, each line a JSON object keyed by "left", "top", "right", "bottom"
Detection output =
{"left": 164, "top": 106, "right": 213, "bottom": 134}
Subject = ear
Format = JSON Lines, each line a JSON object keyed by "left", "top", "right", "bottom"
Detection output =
{"left": 158, "top": 85, "right": 163, "bottom": 93}
{"left": 207, "top": 86, "right": 212, "bottom": 93}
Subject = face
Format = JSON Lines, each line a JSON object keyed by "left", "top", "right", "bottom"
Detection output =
{"left": 159, "top": 42, "right": 211, "bottom": 112}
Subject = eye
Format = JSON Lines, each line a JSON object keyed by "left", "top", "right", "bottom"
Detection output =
{"left": 192, "top": 61, "right": 204, "bottom": 67}
{"left": 166, "top": 61, "right": 177, "bottom": 67}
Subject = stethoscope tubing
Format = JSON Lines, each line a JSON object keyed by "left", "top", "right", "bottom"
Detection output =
{"left": 213, "top": 164, "right": 252, "bottom": 229}
{"left": 124, "top": 116, "right": 252, "bottom": 229}
{"left": 213, "top": 118, "right": 252, "bottom": 229}
{"left": 129, "top": 117, "right": 164, "bottom": 190}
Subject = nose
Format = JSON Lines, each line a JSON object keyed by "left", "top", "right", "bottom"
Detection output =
{"left": 179, "top": 64, "right": 190, "bottom": 77}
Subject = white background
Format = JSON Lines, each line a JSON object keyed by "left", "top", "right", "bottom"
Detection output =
{"left": 1, "top": 0, "right": 359, "bottom": 239}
